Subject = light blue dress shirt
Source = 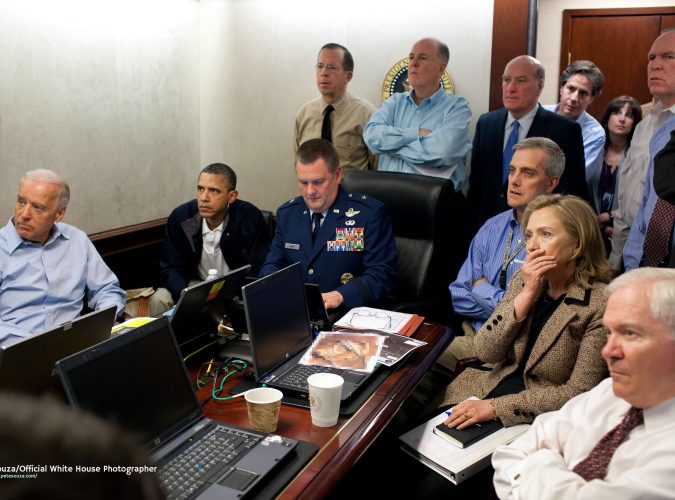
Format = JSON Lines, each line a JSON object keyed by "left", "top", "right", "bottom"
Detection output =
{"left": 364, "top": 86, "right": 472, "bottom": 190}
{"left": 544, "top": 105, "right": 605, "bottom": 171}
{"left": 0, "top": 219, "right": 126, "bottom": 344}
{"left": 623, "top": 115, "right": 675, "bottom": 270}
{"left": 450, "top": 209, "right": 525, "bottom": 332}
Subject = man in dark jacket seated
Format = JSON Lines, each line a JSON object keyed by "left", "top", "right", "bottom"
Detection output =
{"left": 148, "top": 163, "right": 270, "bottom": 315}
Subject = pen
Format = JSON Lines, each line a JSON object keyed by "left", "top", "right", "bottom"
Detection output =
{"left": 514, "top": 259, "right": 525, "bottom": 264}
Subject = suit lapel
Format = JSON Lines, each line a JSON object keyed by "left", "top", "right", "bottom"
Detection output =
{"left": 491, "top": 109, "right": 509, "bottom": 167}
{"left": 294, "top": 207, "right": 314, "bottom": 261}
{"left": 527, "top": 105, "right": 549, "bottom": 137}
{"left": 524, "top": 281, "right": 590, "bottom": 372}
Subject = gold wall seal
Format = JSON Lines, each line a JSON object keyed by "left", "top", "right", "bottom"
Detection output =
{"left": 381, "top": 57, "right": 455, "bottom": 102}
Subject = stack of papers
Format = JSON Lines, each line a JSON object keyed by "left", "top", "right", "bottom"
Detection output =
{"left": 334, "top": 307, "right": 424, "bottom": 337}
{"left": 399, "top": 411, "right": 530, "bottom": 484}
{"left": 299, "top": 331, "right": 383, "bottom": 372}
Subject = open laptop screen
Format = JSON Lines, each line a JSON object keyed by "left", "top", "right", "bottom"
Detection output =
{"left": 57, "top": 318, "right": 201, "bottom": 450}
{"left": 243, "top": 263, "right": 312, "bottom": 381}
{"left": 0, "top": 306, "right": 116, "bottom": 396}
{"left": 170, "top": 264, "right": 251, "bottom": 349}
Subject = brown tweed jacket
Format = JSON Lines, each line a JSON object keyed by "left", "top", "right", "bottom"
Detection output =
{"left": 439, "top": 270, "right": 608, "bottom": 426}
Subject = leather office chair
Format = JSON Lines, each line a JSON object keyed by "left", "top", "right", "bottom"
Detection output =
{"left": 259, "top": 209, "right": 275, "bottom": 242}
{"left": 341, "top": 171, "right": 471, "bottom": 323}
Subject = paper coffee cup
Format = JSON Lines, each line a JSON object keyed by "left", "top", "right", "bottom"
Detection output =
{"left": 307, "top": 373, "right": 344, "bottom": 427}
{"left": 245, "top": 387, "right": 283, "bottom": 433}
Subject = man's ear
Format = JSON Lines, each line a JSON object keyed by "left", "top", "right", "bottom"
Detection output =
{"left": 228, "top": 190, "right": 238, "bottom": 204}
{"left": 335, "top": 166, "right": 344, "bottom": 184}
{"left": 546, "top": 176, "right": 560, "bottom": 193}
{"left": 54, "top": 206, "right": 67, "bottom": 222}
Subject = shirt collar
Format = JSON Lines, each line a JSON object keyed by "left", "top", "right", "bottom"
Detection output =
{"left": 407, "top": 84, "right": 445, "bottom": 106}
{"left": 5, "top": 218, "right": 66, "bottom": 253}
{"left": 322, "top": 93, "right": 346, "bottom": 112}
{"left": 201, "top": 216, "right": 226, "bottom": 236}
{"left": 506, "top": 104, "right": 539, "bottom": 129}
{"left": 643, "top": 394, "right": 675, "bottom": 431}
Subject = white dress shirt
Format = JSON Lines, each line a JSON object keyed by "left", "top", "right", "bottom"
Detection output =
{"left": 197, "top": 217, "right": 229, "bottom": 280}
{"left": 493, "top": 378, "right": 675, "bottom": 500}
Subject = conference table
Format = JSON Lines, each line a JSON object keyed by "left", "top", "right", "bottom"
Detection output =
{"left": 197, "top": 321, "right": 452, "bottom": 499}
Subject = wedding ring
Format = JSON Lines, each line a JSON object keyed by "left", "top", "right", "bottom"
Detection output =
{"left": 464, "top": 413, "right": 470, "bottom": 420}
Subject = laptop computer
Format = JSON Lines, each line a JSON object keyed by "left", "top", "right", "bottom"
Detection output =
{"left": 304, "top": 283, "right": 331, "bottom": 329}
{"left": 56, "top": 317, "right": 299, "bottom": 500}
{"left": 0, "top": 305, "right": 116, "bottom": 397}
{"left": 169, "top": 265, "right": 250, "bottom": 355}
{"left": 242, "top": 263, "right": 372, "bottom": 401}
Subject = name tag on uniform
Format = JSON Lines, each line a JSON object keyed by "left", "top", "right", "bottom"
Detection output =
{"left": 285, "top": 243, "right": 300, "bottom": 250}
{"left": 327, "top": 228, "right": 364, "bottom": 252}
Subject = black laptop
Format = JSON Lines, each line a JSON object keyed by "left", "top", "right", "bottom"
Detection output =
{"left": 242, "top": 263, "right": 373, "bottom": 402}
{"left": 56, "top": 317, "right": 299, "bottom": 500}
{"left": 0, "top": 306, "right": 116, "bottom": 396}
{"left": 169, "top": 265, "right": 250, "bottom": 355}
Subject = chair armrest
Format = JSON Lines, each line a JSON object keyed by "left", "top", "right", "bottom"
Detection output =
{"left": 454, "top": 356, "right": 482, "bottom": 377}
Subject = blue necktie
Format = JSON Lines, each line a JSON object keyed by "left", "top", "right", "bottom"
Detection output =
{"left": 503, "top": 120, "right": 520, "bottom": 183}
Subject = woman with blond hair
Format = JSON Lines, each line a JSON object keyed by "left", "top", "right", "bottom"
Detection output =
{"left": 440, "top": 194, "right": 610, "bottom": 429}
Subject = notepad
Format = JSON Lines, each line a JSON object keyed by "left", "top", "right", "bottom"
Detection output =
{"left": 433, "top": 419, "right": 503, "bottom": 448}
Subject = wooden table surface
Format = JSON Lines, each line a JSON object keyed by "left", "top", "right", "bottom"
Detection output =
{"left": 199, "top": 322, "right": 452, "bottom": 499}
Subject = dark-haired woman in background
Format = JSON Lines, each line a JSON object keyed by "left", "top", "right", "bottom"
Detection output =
{"left": 588, "top": 96, "right": 642, "bottom": 254}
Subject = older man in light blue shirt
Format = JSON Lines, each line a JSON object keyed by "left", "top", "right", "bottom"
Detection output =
{"left": 364, "top": 38, "right": 471, "bottom": 190}
{"left": 0, "top": 169, "right": 125, "bottom": 345}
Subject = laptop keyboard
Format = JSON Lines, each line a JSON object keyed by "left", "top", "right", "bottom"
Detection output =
{"left": 275, "top": 364, "right": 343, "bottom": 392}
{"left": 159, "top": 424, "right": 262, "bottom": 499}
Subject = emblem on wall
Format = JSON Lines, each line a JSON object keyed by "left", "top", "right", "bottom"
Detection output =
{"left": 381, "top": 57, "right": 455, "bottom": 102}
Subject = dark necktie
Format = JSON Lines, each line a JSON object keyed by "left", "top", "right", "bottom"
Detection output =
{"left": 311, "top": 212, "right": 323, "bottom": 244}
{"left": 643, "top": 198, "right": 675, "bottom": 266}
{"left": 321, "top": 105, "right": 334, "bottom": 143}
{"left": 502, "top": 120, "right": 520, "bottom": 183}
{"left": 572, "top": 407, "right": 643, "bottom": 481}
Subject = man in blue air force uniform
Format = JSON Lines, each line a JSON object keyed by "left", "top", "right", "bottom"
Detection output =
{"left": 260, "top": 139, "right": 397, "bottom": 311}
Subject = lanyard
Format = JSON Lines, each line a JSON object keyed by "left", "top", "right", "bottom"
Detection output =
{"left": 499, "top": 226, "right": 525, "bottom": 289}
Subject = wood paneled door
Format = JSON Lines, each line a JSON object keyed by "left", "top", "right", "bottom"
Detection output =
{"left": 560, "top": 7, "right": 675, "bottom": 120}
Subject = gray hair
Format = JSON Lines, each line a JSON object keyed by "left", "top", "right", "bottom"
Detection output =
{"left": 607, "top": 268, "right": 675, "bottom": 339}
{"left": 319, "top": 43, "right": 354, "bottom": 72}
{"left": 560, "top": 60, "right": 604, "bottom": 97}
{"left": 505, "top": 55, "right": 545, "bottom": 82}
{"left": 513, "top": 137, "right": 566, "bottom": 178}
{"left": 21, "top": 169, "right": 70, "bottom": 209}
{"left": 415, "top": 37, "right": 449, "bottom": 66}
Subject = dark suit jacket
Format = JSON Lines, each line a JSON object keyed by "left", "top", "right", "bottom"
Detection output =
{"left": 439, "top": 271, "right": 608, "bottom": 426}
{"left": 467, "top": 105, "right": 591, "bottom": 227}
{"left": 653, "top": 128, "right": 675, "bottom": 268}
{"left": 260, "top": 186, "right": 397, "bottom": 309}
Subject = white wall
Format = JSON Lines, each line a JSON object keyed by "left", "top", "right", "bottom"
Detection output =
{"left": 537, "top": 0, "right": 674, "bottom": 103}
{"left": 0, "top": 0, "right": 200, "bottom": 233}
{"left": 4, "top": 0, "right": 662, "bottom": 232}
{"left": 199, "top": 0, "right": 494, "bottom": 212}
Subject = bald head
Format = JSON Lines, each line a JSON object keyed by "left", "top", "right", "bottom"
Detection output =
{"left": 648, "top": 30, "right": 675, "bottom": 107}
{"left": 502, "top": 55, "right": 545, "bottom": 119}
